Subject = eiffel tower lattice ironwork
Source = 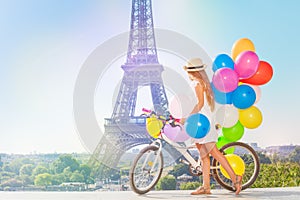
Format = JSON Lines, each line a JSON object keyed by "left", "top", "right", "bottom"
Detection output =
{"left": 90, "top": 0, "right": 182, "bottom": 177}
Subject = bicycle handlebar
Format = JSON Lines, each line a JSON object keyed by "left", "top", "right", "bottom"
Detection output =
{"left": 142, "top": 108, "right": 166, "bottom": 120}
{"left": 142, "top": 108, "right": 151, "bottom": 113}
{"left": 142, "top": 108, "right": 181, "bottom": 127}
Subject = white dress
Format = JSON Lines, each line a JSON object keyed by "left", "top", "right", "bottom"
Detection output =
{"left": 186, "top": 80, "right": 218, "bottom": 145}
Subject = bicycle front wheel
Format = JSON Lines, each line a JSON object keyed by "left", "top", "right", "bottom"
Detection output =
{"left": 212, "top": 142, "right": 260, "bottom": 191}
{"left": 129, "top": 145, "right": 163, "bottom": 194}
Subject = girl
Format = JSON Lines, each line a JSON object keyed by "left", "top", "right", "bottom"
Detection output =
{"left": 182, "top": 58, "right": 242, "bottom": 195}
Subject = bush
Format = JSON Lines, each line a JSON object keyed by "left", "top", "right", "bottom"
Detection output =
{"left": 156, "top": 175, "right": 176, "bottom": 190}
{"left": 252, "top": 162, "right": 300, "bottom": 188}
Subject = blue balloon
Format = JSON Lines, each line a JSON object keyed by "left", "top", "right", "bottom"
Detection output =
{"left": 184, "top": 113, "right": 210, "bottom": 139}
{"left": 211, "top": 83, "right": 233, "bottom": 104}
{"left": 212, "top": 54, "right": 235, "bottom": 72}
{"left": 232, "top": 85, "right": 256, "bottom": 109}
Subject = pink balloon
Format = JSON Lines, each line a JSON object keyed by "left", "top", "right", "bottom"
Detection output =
{"left": 235, "top": 51, "right": 259, "bottom": 79}
{"left": 163, "top": 124, "right": 190, "bottom": 142}
{"left": 212, "top": 68, "right": 239, "bottom": 93}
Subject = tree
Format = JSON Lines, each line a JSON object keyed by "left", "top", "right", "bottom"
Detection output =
{"left": 52, "top": 155, "right": 80, "bottom": 174}
{"left": 257, "top": 152, "right": 272, "bottom": 164}
{"left": 34, "top": 173, "right": 52, "bottom": 186}
{"left": 110, "top": 169, "right": 121, "bottom": 181}
{"left": 20, "top": 175, "right": 34, "bottom": 186}
{"left": 32, "top": 165, "right": 49, "bottom": 176}
{"left": 79, "top": 164, "right": 92, "bottom": 183}
{"left": 70, "top": 171, "right": 85, "bottom": 182}
{"left": 270, "top": 153, "right": 281, "bottom": 163}
{"left": 2, "top": 163, "right": 12, "bottom": 173}
{"left": 9, "top": 158, "right": 34, "bottom": 175}
{"left": 90, "top": 162, "right": 112, "bottom": 179}
{"left": 19, "top": 164, "right": 34, "bottom": 177}
{"left": 289, "top": 147, "right": 300, "bottom": 163}
{"left": 18, "top": 164, "right": 35, "bottom": 186}
{"left": 51, "top": 173, "right": 66, "bottom": 185}
{"left": 62, "top": 167, "right": 72, "bottom": 182}
{"left": 156, "top": 175, "right": 176, "bottom": 190}
{"left": 168, "top": 163, "right": 189, "bottom": 178}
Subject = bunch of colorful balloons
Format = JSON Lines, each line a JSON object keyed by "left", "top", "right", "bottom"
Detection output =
{"left": 212, "top": 38, "right": 273, "bottom": 148}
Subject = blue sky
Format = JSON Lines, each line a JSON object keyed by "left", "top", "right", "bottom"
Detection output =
{"left": 0, "top": 0, "right": 299, "bottom": 154}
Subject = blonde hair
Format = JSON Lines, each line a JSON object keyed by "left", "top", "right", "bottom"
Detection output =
{"left": 187, "top": 70, "right": 215, "bottom": 112}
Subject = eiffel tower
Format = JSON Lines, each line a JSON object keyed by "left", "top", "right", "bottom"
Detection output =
{"left": 90, "top": 0, "right": 181, "bottom": 177}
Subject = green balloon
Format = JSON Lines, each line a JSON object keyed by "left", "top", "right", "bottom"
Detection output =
{"left": 216, "top": 136, "right": 234, "bottom": 154}
{"left": 222, "top": 121, "right": 245, "bottom": 142}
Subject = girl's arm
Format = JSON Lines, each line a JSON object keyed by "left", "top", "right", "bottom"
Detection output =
{"left": 190, "top": 82, "right": 204, "bottom": 115}
{"left": 180, "top": 82, "right": 204, "bottom": 124}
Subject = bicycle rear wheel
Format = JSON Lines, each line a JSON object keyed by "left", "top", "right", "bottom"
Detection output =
{"left": 129, "top": 145, "right": 163, "bottom": 194}
{"left": 212, "top": 142, "right": 260, "bottom": 191}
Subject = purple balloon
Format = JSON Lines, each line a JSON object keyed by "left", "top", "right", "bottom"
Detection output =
{"left": 235, "top": 51, "right": 259, "bottom": 79}
{"left": 212, "top": 68, "right": 239, "bottom": 93}
{"left": 163, "top": 124, "right": 190, "bottom": 142}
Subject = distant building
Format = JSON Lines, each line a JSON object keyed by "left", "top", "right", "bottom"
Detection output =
{"left": 177, "top": 173, "right": 193, "bottom": 182}
{"left": 60, "top": 182, "right": 85, "bottom": 187}
{"left": 248, "top": 143, "right": 263, "bottom": 152}
{"left": 265, "top": 145, "right": 299, "bottom": 157}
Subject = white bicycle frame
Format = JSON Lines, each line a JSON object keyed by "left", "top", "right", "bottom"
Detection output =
{"left": 145, "top": 133, "right": 220, "bottom": 174}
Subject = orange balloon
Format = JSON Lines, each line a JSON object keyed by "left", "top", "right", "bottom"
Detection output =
{"left": 231, "top": 38, "right": 255, "bottom": 61}
{"left": 241, "top": 61, "right": 273, "bottom": 85}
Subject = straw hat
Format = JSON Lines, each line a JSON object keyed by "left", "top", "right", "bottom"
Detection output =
{"left": 183, "top": 58, "right": 207, "bottom": 72}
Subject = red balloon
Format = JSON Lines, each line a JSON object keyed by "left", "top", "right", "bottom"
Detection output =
{"left": 241, "top": 61, "right": 273, "bottom": 85}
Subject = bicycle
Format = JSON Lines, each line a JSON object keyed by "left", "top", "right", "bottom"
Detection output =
{"left": 129, "top": 108, "right": 260, "bottom": 194}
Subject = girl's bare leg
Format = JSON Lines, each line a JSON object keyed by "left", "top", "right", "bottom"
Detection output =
{"left": 191, "top": 143, "right": 212, "bottom": 195}
{"left": 201, "top": 154, "right": 211, "bottom": 189}
{"left": 210, "top": 145, "right": 242, "bottom": 195}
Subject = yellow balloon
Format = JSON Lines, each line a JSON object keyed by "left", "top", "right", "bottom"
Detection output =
{"left": 239, "top": 106, "right": 263, "bottom": 129}
{"left": 231, "top": 38, "right": 255, "bottom": 61}
{"left": 146, "top": 117, "right": 163, "bottom": 138}
{"left": 220, "top": 154, "right": 245, "bottom": 179}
